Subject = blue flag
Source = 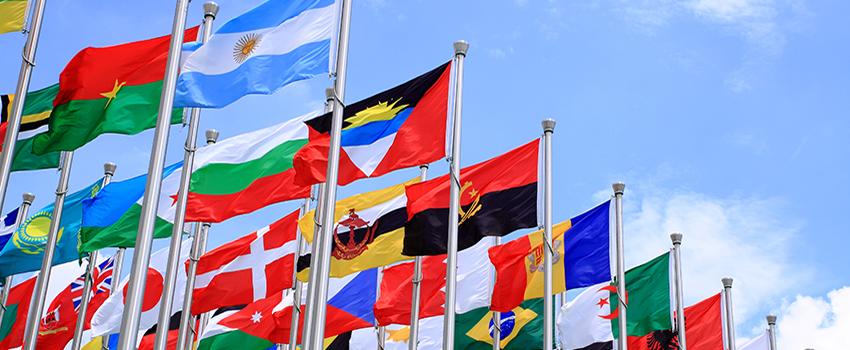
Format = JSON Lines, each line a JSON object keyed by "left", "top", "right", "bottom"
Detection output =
{"left": 0, "top": 207, "right": 19, "bottom": 251}
{"left": 174, "top": 0, "right": 336, "bottom": 108}
{"left": 0, "top": 178, "right": 103, "bottom": 278}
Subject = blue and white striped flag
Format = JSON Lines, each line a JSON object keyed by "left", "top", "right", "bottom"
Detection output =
{"left": 0, "top": 207, "right": 19, "bottom": 250}
{"left": 174, "top": 0, "right": 337, "bottom": 108}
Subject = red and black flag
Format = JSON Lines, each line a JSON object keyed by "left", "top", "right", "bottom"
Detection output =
{"left": 403, "top": 139, "right": 540, "bottom": 256}
{"left": 293, "top": 61, "right": 451, "bottom": 186}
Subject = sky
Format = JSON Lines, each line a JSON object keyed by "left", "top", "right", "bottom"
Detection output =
{"left": 1, "top": 0, "right": 848, "bottom": 348}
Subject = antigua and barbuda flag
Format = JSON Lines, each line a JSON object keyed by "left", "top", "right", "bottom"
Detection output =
{"left": 292, "top": 61, "right": 451, "bottom": 186}
{"left": 174, "top": 0, "right": 337, "bottom": 108}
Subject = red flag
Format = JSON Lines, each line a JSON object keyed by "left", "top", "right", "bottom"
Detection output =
{"left": 684, "top": 293, "right": 724, "bottom": 350}
{"left": 0, "top": 277, "right": 36, "bottom": 349}
{"left": 374, "top": 255, "right": 446, "bottom": 325}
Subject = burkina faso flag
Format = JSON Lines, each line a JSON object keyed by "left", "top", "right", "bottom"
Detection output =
{"left": 32, "top": 26, "right": 199, "bottom": 154}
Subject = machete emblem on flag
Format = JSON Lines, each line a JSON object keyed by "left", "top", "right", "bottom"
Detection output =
{"left": 459, "top": 181, "right": 482, "bottom": 225}
{"left": 233, "top": 33, "right": 262, "bottom": 63}
{"left": 526, "top": 239, "right": 562, "bottom": 273}
{"left": 13, "top": 211, "right": 64, "bottom": 255}
{"left": 332, "top": 209, "right": 378, "bottom": 260}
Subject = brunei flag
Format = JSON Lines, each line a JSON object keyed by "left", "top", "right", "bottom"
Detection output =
{"left": 403, "top": 139, "right": 540, "bottom": 256}
{"left": 489, "top": 201, "right": 611, "bottom": 312}
{"left": 297, "top": 179, "right": 417, "bottom": 278}
{"left": 293, "top": 61, "right": 451, "bottom": 186}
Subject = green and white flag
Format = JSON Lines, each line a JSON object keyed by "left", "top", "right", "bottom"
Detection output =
{"left": 197, "top": 306, "right": 274, "bottom": 350}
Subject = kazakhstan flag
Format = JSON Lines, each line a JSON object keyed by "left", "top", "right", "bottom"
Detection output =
{"left": 0, "top": 177, "right": 103, "bottom": 277}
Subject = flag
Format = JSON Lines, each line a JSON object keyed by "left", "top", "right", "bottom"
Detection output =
{"left": 80, "top": 161, "right": 185, "bottom": 252}
{"left": 556, "top": 281, "right": 615, "bottom": 350}
{"left": 460, "top": 298, "right": 544, "bottom": 350}
{"left": 91, "top": 240, "right": 192, "bottom": 336}
{"left": 739, "top": 331, "right": 769, "bottom": 350}
{"left": 403, "top": 139, "right": 539, "bottom": 256}
{"left": 293, "top": 62, "right": 451, "bottom": 186}
{"left": 381, "top": 316, "right": 443, "bottom": 350}
{"left": 197, "top": 306, "right": 274, "bottom": 350}
{"left": 0, "top": 207, "right": 19, "bottom": 250}
{"left": 220, "top": 269, "right": 378, "bottom": 344}
{"left": 0, "top": 276, "right": 35, "bottom": 349}
{"left": 0, "top": 177, "right": 103, "bottom": 277}
{"left": 0, "top": 0, "right": 26, "bottom": 34}
{"left": 175, "top": 0, "right": 335, "bottom": 108}
{"left": 1, "top": 84, "right": 61, "bottom": 171}
{"left": 682, "top": 293, "right": 723, "bottom": 350}
{"left": 373, "top": 254, "right": 445, "bottom": 325}
{"left": 81, "top": 334, "right": 119, "bottom": 350}
{"left": 37, "top": 256, "right": 115, "bottom": 350}
{"left": 191, "top": 210, "right": 299, "bottom": 315}
{"left": 489, "top": 201, "right": 611, "bottom": 312}
{"left": 137, "top": 311, "right": 185, "bottom": 350}
{"left": 185, "top": 113, "right": 312, "bottom": 223}
{"left": 297, "top": 179, "right": 415, "bottom": 278}
{"left": 32, "top": 27, "right": 199, "bottom": 154}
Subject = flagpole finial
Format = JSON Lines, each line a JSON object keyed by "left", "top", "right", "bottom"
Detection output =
{"left": 325, "top": 87, "right": 334, "bottom": 101}
{"left": 612, "top": 182, "right": 625, "bottom": 195}
{"left": 22, "top": 192, "right": 34, "bottom": 205}
{"left": 103, "top": 162, "right": 117, "bottom": 176}
{"left": 670, "top": 232, "right": 683, "bottom": 245}
{"left": 203, "top": 2, "right": 219, "bottom": 18}
{"left": 722, "top": 277, "right": 733, "bottom": 288}
{"left": 205, "top": 129, "right": 219, "bottom": 144}
{"left": 542, "top": 118, "right": 556, "bottom": 133}
{"left": 766, "top": 315, "right": 777, "bottom": 325}
{"left": 453, "top": 40, "right": 469, "bottom": 56}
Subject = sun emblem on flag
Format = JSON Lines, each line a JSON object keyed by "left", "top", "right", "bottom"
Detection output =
{"left": 233, "top": 33, "right": 262, "bottom": 63}
{"left": 13, "top": 211, "right": 63, "bottom": 255}
{"left": 332, "top": 209, "right": 378, "bottom": 260}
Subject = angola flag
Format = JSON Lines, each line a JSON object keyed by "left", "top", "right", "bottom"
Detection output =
{"left": 1, "top": 83, "right": 61, "bottom": 171}
{"left": 403, "top": 139, "right": 539, "bottom": 256}
{"left": 32, "top": 27, "right": 199, "bottom": 154}
{"left": 296, "top": 179, "right": 417, "bottom": 279}
{"left": 0, "top": 0, "right": 26, "bottom": 34}
{"left": 292, "top": 61, "right": 451, "bottom": 186}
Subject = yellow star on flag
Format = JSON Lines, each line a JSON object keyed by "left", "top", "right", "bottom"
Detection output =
{"left": 100, "top": 79, "right": 126, "bottom": 109}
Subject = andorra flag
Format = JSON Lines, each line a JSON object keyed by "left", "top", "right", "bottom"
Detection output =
{"left": 489, "top": 201, "right": 611, "bottom": 312}
{"left": 292, "top": 61, "right": 451, "bottom": 186}
{"left": 403, "top": 139, "right": 540, "bottom": 256}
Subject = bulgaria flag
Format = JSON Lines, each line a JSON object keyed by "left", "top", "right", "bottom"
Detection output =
{"left": 489, "top": 200, "right": 611, "bottom": 312}
{"left": 403, "top": 139, "right": 540, "bottom": 256}
{"left": 0, "top": 84, "right": 61, "bottom": 171}
{"left": 32, "top": 27, "right": 199, "bottom": 154}
{"left": 185, "top": 113, "right": 312, "bottom": 223}
{"left": 80, "top": 162, "right": 185, "bottom": 252}
{"left": 191, "top": 210, "right": 299, "bottom": 315}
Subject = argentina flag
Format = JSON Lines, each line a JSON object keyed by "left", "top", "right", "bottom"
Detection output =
{"left": 174, "top": 0, "right": 336, "bottom": 108}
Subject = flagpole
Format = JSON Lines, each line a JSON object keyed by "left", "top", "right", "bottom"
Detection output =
{"left": 285, "top": 186, "right": 316, "bottom": 350}
{"left": 766, "top": 315, "right": 777, "bottom": 350}
{"left": 303, "top": 0, "right": 353, "bottom": 346}
{"left": 407, "top": 165, "right": 429, "bottom": 350}
{"left": 612, "top": 182, "right": 627, "bottom": 350}
{"left": 22, "top": 151, "right": 74, "bottom": 350}
{"left": 0, "top": 192, "right": 34, "bottom": 322}
{"left": 103, "top": 246, "right": 125, "bottom": 348}
{"left": 117, "top": 0, "right": 192, "bottom": 347}
{"left": 69, "top": 163, "right": 116, "bottom": 350}
{"left": 721, "top": 278, "right": 736, "bottom": 350}
{"left": 669, "top": 233, "right": 687, "bottom": 350}
{"left": 491, "top": 236, "right": 501, "bottom": 350}
{"left": 541, "top": 119, "right": 555, "bottom": 350}
{"left": 300, "top": 88, "right": 333, "bottom": 348}
{"left": 442, "top": 39, "right": 468, "bottom": 350}
{"left": 176, "top": 129, "right": 220, "bottom": 350}
{"left": 0, "top": 0, "right": 47, "bottom": 219}
{"left": 377, "top": 267, "right": 386, "bottom": 349}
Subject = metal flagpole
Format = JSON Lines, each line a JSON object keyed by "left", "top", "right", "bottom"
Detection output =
{"left": 111, "top": 248, "right": 126, "bottom": 294}
{"left": 721, "top": 278, "right": 736, "bottom": 350}
{"left": 612, "top": 182, "right": 627, "bottom": 350}
{"left": 377, "top": 268, "right": 386, "bottom": 349}
{"left": 22, "top": 151, "right": 74, "bottom": 350}
{"left": 766, "top": 315, "right": 777, "bottom": 350}
{"left": 284, "top": 186, "right": 314, "bottom": 350}
{"left": 407, "top": 165, "right": 428, "bottom": 350}
{"left": 491, "top": 236, "right": 501, "bottom": 350}
{"left": 300, "top": 89, "right": 333, "bottom": 349}
{"left": 670, "top": 233, "right": 687, "bottom": 350}
{"left": 0, "top": 193, "right": 34, "bottom": 322}
{"left": 0, "top": 0, "right": 47, "bottom": 218}
{"left": 176, "top": 129, "right": 220, "bottom": 350}
{"left": 153, "top": 4, "right": 217, "bottom": 349}
{"left": 441, "top": 39, "right": 468, "bottom": 350}
{"left": 303, "top": 0, "right": 353, "bottom": 346}
{"left": 117, "top": 0, "right": 192, "bottom": 347}
{"left": 541, "top": 119, "right": 555, "bottom": 350}
{"left": 69, "top": 163, "right": 117, "bottom": 350}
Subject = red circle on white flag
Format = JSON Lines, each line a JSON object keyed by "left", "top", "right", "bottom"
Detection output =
{"left": 123, "top": 268, "right": 164, "bottom": 312}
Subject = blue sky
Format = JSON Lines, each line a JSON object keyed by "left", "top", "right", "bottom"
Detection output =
{"left": 1, "top": 0, "right": 848, "bottom": 348}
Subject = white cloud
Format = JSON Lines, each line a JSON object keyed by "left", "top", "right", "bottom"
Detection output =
{"left": 620, "top": 184, "right": 807, "bottom": 327}
{"left": 775, "top": 286, "right": 850, "bottom": 349}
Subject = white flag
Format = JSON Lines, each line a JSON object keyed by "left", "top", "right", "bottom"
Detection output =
{"left": 557, "top": 282, "right": 615, "bottom": 350}
{"left": 739, "top": 330, "right": 770, "bottom": 350}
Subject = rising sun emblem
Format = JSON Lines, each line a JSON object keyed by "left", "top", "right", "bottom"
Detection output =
{"left": 233, "top": 33, "right": 262, "bottom": 63}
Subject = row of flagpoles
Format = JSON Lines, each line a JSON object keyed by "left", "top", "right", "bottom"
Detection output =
{"left": 0, "top": 0, "right": 786, "bottom": 350}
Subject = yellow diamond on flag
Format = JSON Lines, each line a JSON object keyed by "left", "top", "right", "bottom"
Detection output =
{"left": 466, "top": 306, "right": 538, "bottom": 348}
